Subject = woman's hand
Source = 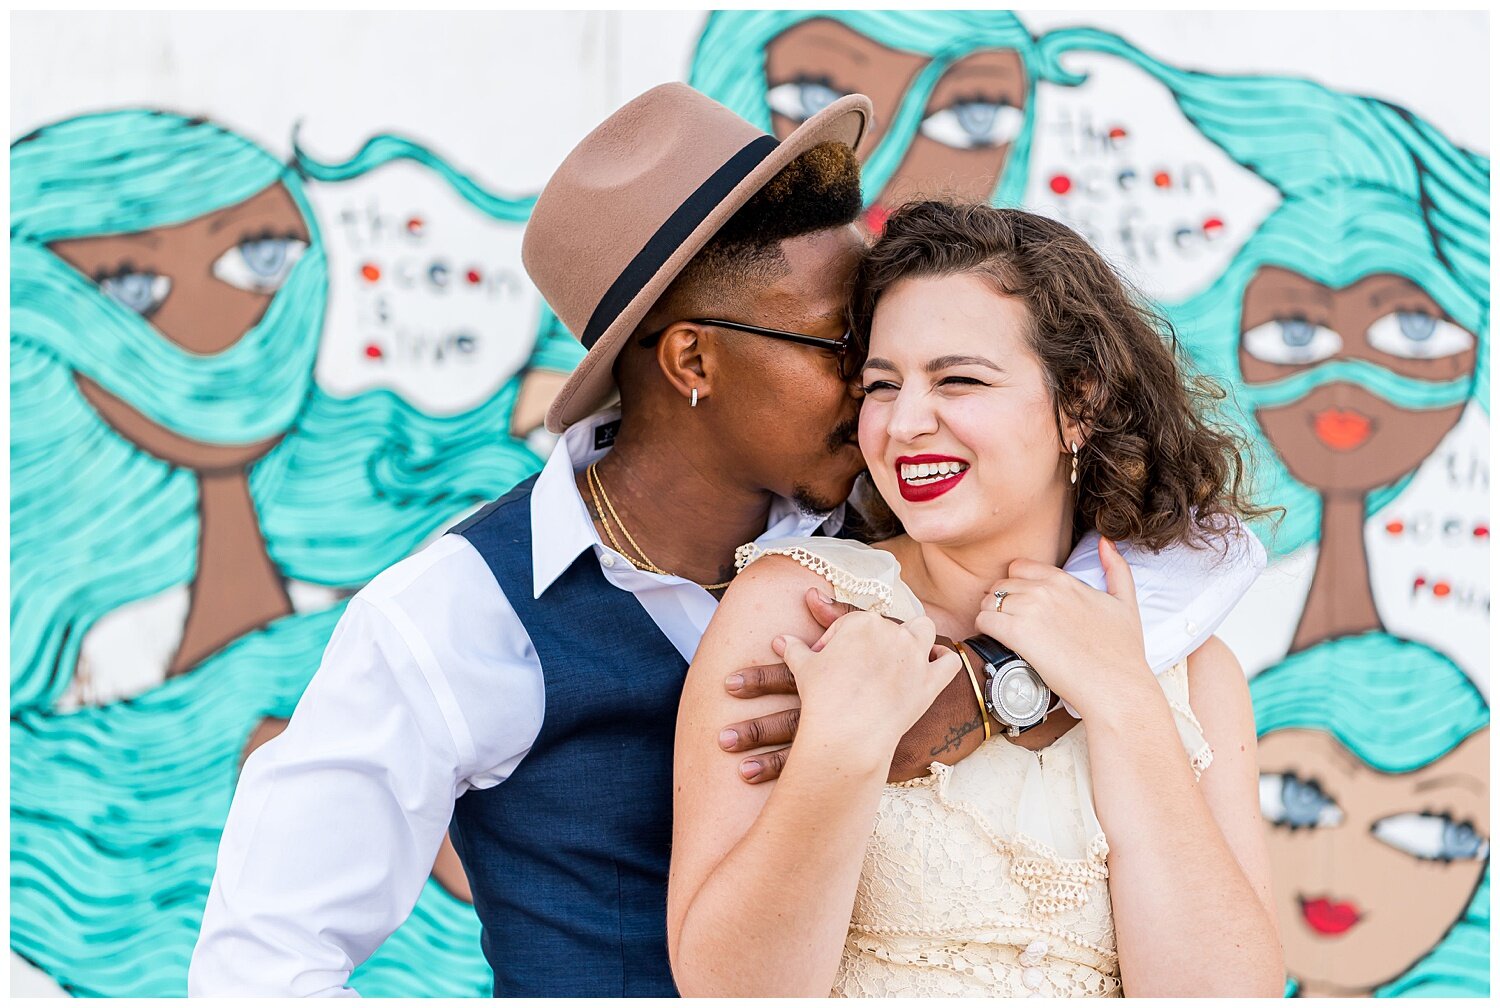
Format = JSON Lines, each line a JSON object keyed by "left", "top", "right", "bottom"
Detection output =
{"left": 771, "top": 612, "right": 960, "bottom": 769}
{"left": 974, "top": 537, "right": 1154, "bottom": 719}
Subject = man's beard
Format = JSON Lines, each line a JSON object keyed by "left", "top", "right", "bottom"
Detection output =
{"left": 825, "top": 415, "right": 859, "bottom": 455}
{"left": 791, "top": 416, "right": 864, "bottom": 516}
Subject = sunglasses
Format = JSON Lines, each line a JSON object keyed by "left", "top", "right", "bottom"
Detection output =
{"left": 641, "top": 317, "right": 859, "bottom": 380}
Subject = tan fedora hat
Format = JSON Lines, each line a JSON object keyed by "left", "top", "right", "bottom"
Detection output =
{"left": 523, "top": 82, "right": 872, "bottom": 433}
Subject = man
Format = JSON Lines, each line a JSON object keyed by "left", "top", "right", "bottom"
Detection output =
{"left": 190, "top": 83, "right": 1262, "bottom": 997}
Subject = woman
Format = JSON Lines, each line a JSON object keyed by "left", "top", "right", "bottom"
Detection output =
{"left": 668, "top": 201, "right": 1284, "bottom": 996}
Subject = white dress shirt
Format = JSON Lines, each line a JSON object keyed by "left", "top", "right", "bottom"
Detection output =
{"left": 188, "top": 408, "right": 1265, "bottom": 996}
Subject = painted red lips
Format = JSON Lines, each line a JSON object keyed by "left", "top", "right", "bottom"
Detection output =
{"left": 1312, "top": 408, "right": 1374, "bottom": 451}
{"left": 895, "top": 453, "right": 969, "bottom": 503}
{"left": 1301, "top": 896, "right": 1361, "bottom": 935}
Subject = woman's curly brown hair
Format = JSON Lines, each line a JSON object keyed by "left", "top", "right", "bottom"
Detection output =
{"left": 847, "top": 200, "right": 1276, "bottom": 553}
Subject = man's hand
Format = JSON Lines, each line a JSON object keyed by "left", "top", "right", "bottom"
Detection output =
{"left": 719, "top": 590, "right": 988, "bottom": 784}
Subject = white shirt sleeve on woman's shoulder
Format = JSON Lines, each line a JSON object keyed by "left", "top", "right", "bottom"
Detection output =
{"left": 189, "top": 535, "right": 545, "bottom": 996}
{"left": 1064, "top": 518, "right": 1268, "bottom": 672}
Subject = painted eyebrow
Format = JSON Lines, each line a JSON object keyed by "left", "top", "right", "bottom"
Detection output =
{"left": 1262, "top": 285, "right": 1333, "bottom": 306}
{"left": 1367, "top": 281, "right": 1428, "bottom": 310}
{"left": 209, "top": 200, "right": 270, "bottom": 235}
{"left": 861, "top": 355, "right": 1006, "bottom": 374}
{"left": 1324, "top": 743, "right": 1363, "bottom": 776}
{"left": 108, "top": 232, "right": 162, "bottom": 250}
{"left": 942, "top": 59, "right": 1021, "bottom": 85}
{"left": 1413, "top": 772, "right": 1487, "bottom": 795}
{"left": 798, "top": 30, "right": 873, "bottom": 66}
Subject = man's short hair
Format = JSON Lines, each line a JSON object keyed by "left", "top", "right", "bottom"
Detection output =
{"left": 642, "top": 141, "right": 862, "bottom": 336}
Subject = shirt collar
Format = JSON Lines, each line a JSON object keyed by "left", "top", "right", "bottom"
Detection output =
{"left": 529, "top": 407, "right": 843, "bottom": 598}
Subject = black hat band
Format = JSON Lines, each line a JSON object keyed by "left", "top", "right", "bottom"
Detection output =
{"left": 580, "top": 134, "right": 780, "bottom": 349}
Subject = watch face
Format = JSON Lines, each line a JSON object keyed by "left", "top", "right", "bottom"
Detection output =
{"left": 991, "top": 659, "right": 1050, "bottom": 725}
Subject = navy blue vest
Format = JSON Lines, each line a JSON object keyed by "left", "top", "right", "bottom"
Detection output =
{"left": 448, "top": 475, "right": 685, "bottom": 997}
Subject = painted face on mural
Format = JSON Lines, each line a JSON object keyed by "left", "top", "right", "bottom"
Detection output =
{"left": 48, "top": 182, "right": 312, "bottom": 468}
{"left": 1257, "top": 727, "right": 1489, "bottom": 995}
{"left": 1238, "top": 266, "right": 1476, "bottom": 493}
{"left": 763, "top": 17, "right": 1026, "bottom": 230}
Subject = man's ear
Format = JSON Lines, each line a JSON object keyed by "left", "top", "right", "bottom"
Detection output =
{"left": 656, "top": 321, "right": 715, "bottom": 404}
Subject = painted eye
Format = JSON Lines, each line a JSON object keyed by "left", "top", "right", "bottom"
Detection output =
{"left": 1372, "top": 812, "right": 1489, "bottom": 862}
{"left": 919, "top": 101, "right": 1023, "bottom": 150}
{"left": 765, "top": 78, "right": 846, "bottom": 124}
{"left": 1241, "top": 319, "right": 1343, "bottom": 365}
{"left": 97, "top": 270, "right": 171, "bottom": 317}
{"left": 1259, "top": 772, "right": 1344, "bottom": 828}
{"left": 1366, "top": 311, "right": 1474, "bottom": 360}
{"left": 212, "top": 235, "right": 308, "bottom": 293}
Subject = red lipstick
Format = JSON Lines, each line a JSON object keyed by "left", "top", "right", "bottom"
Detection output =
{"left": 1301, "top": 896, "right": 1361, "bottom": 935}
{"left": 1313, "top": 408, "right": 1374, "bottom": 451}
{"left": 895, "top": 454, "right": 970, "bottom": 503}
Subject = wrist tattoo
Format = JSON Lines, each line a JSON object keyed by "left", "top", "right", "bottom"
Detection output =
{"left": 930, "top": 714, "right": 983, "bottom": 757}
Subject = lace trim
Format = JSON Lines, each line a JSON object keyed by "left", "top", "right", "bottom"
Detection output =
{"left": 733, "top": 543, "right": 895, "bottom": 616}
{"left": 1162, "top": 662, "right": 1214, "bottom": 781}
{"left": 897, "top": 760, "right": 1112, "bottom": 918}
{"left": 1189, "top": 743, "right": 1215, "bottom": 780}
{"left": 847, "top": 919, "right": 1118, "bottom": 962}
{"left": 1009, "top": 832, "right": 1111, "bottom": 915}
{"left": 886, "top": 770, "right": 940, "bottom": 791}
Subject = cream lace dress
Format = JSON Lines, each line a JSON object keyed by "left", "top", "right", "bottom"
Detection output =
{"left": 734, "top": 536, "right": 1214, "bottom": 998}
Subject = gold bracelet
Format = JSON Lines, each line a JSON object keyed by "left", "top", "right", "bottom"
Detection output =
{"left": 954, "top": 642, "right": 993, "bottom": 742}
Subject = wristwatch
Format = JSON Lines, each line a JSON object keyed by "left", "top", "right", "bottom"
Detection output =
{"left": 962, "top": 634, "right": 1051, "bottom": 737}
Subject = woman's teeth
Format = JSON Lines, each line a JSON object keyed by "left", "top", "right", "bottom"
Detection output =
{"left": 900, "top": 461, "right": 969, "bottom": 485}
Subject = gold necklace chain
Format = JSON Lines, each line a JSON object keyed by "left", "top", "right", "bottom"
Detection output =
{"left": 587, "top": 466, "right": 632, "bottom": 559}
{"left": 588, "top": 462, "right": 664, "bottom": 571}
{"left": 586, "top": 462, "right": 732, "bottom": 591}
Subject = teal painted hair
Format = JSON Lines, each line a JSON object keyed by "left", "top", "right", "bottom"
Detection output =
{"left": 1035, "top": 28, "right": 1489, "bottom": 556}
{"left": 1170, "top": 185, "right": 1485, "bottom": 553}
{"left": 11, "top": 110, "right": 325, "bottom": 443}
{"left": 1251, "top": 633, "right": 1486, "bottom": 771}
{"left": 1251, "top": 632, "right": 1490, "bottom": 997}
{"left": 8, "top": 109, "right": 578, "bottom": 995}
{"left": 691, "top": 10, "right": 1077, "bottom": 209}
{"left": 292, "top": 127, "right": 536, "bottom": 222}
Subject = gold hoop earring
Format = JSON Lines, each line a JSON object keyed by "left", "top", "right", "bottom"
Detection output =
{"left": 1070, "top": 441, "right": 1079, "bottom": 485}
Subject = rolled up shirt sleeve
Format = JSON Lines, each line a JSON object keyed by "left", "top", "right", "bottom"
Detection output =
{"left": 190, "top": 535, "right": 545, "bottom": 996}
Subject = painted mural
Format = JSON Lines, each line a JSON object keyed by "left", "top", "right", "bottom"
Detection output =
{"left": 9, "top": 11, "right": 1488, "bottom": 998}
{"left": 9, "top": 111, "right": 579, "bottom": 995}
